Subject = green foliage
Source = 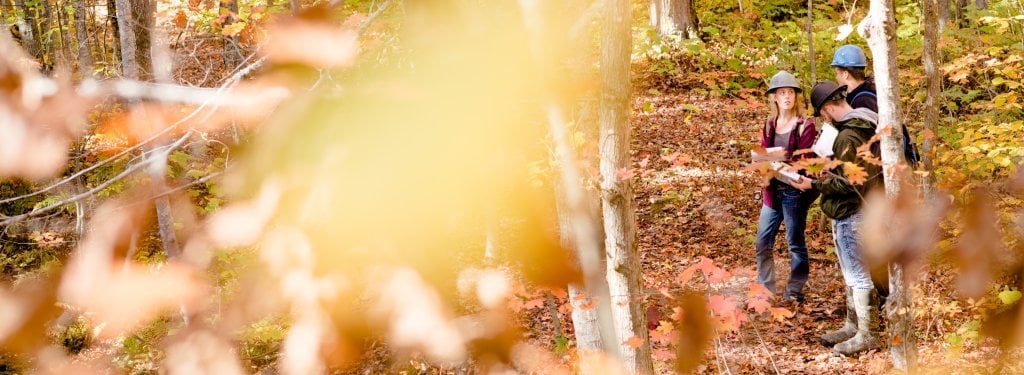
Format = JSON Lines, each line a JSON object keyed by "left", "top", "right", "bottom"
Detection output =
{"left": 57, "top": 317, "right": 93, "bottom": 354}
{"left": 115, "top": 318, "right": 172, "bottom": 375}
{"left": 237, "top": 317, "right": 288, "bottom": 372}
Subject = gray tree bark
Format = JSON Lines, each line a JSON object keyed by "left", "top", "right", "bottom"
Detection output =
{"left": 220, "top": 0, "right": 243, "bottom": 69}
{"left": 649, "top": 0, "right": 699, "bottom": 39}
{"left": 938, "top": 0, "right": 949, "bottom": 30}
{"left": 807, "top": 0, "right": 815, "bottom": 84}
{"left": 548, "top": 106, "right": 617, "bottom": 369}
{"left": 114, "top": 0, "right": 153, "bottom": 80}
{"left": 13, "top": 0, "right": 42, "bottom": 60}
{"left": 922, "top": 0, "right": 941, "bottom": 197}
{"left": 73, "top": 0, "right": 94, "bottom": 76}
{"left": 860, "top": 0, "right": 916, "bottom": 370}
{"left": 601, "top": 1, "right": 654, "bottom": 373}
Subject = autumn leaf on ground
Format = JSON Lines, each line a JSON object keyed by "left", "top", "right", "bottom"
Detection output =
{"left": 769, "top": 307, "right": 795, "bottom": 321}
{"left": 624, "top": 336, "right": 644, "bottom": 348}
{"left": 677, "top": 264, "right": 699, "bottom": 286}
{"left": 524, "top": 298, "right": 545, "bottom": 310}
{"left": 617, "top": 167, "right": 637, "bottom": 181}
{"left": 652, "top": 349, "right": 675, "bottom": 361}
{"left": 747, "top": 281, "right": 773, "bottom": 301}
{"left": 650, "top": 320, "right": 675, "bottom": 343}
{"left": 705, "top": 266, "right": 732, "bottom": 283}
{"left": 707, "top": 295, "right": 737, "bottom": 317}
{"left": 747, "top": 298, "right": 771, "bottom": 314}
{"left": 843, "top": 162, "right": 868, "bottom": 185}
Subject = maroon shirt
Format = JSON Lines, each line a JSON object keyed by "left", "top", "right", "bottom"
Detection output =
{"left": 760, "top": 116, "right": 819, "bottom": 209}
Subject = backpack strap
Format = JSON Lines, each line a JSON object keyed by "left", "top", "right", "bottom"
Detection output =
{"left": 850, "top": 90, "right": 876, "bottom": 104}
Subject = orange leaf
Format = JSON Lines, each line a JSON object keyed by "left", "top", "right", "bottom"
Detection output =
{"left": 769, "top": 307, "right": 795, "bottom": 321}
{"left": 524, "top": 298, "right": 545, "bottom": 310}
{"left": 677, "top": 265, "right": 698, "bottom": 286}
{"left": 843, "top": 162, "right": 868, "bottom": 185}
{"left": 747, "top": 282, "right": 773, "bottom": 300}
{"left": 707, "top": 295, "right": 738, "bottom": 317}
{"left": 624, "top": 335, "right": 644, "bottom": 348}
{"left": 617, "top": 167, "right": 637, "bottom": 181}
{"left": 747, "top": 298, "right": 771, "bottom": 314}
{"left": 173, "top": 10, "right": 188, "bottom": 29}
{"left": 653, "top": 348, "right": 675, "bottom": 361}
{"left": 891, "top": 335, "right": 903, "bottom": 345}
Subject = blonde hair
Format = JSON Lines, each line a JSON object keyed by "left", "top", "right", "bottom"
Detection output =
{"left": 767, "top": 90, "right": 808, "bottom": 120}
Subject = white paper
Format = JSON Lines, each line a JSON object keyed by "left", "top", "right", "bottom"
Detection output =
{"left": 770, "top": 162, "right": 803, "bottom": 186}
{"left": 751, "top": 146, "right": 786, "bottom": 162}
{"left": 812, "top": 123, "right": 839, "bottom": 157}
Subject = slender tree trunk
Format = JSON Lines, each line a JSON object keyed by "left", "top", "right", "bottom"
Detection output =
{"left": 549, "top": 106, "right": 618, "bottom": 367}
{"left": 938, "top": 0, "right": 950, "bottom": 30}
{"left": 74, "top": 0, "right": 95, "bottom": 76}
{"left": 14, "top": 0, "right": 42, "bottom": 60}
{"left": 860, "top": 0, "right": 916, "bottom": 371}
{"left": 807, "top": 0, "right": 815, "bottom": 84}
{"left": 107, "top": 0, "right": 121, "bottom": 68}
{"left": 220, "top": 0, "right": 243, "bottom": 69}
{"left": 40, "top": 0, "right": 54, "bottom": 68}
{"left": 601, "top": 1, "right": 654, "bottom": 373}
{"left": 115, "top": 0, "right": 153, "bottom": 80}
{"left": 921, "top": 0, "right": 940, "bottom": 197}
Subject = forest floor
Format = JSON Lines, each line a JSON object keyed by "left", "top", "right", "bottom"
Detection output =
{"left": 515, "top": 88, "right": 1024, "bottom": 374}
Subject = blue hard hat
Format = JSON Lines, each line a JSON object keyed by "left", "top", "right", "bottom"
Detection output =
{"left": 831, "top": 44, "right": 867, "bottom": 68}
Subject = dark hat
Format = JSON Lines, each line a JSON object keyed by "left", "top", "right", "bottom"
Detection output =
{"left": 810, "top": 81, "right": 847, "bottom": 116}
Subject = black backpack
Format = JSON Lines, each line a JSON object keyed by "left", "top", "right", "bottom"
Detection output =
{"left": 850, "top": 91, "right": 920, "bottom": 167}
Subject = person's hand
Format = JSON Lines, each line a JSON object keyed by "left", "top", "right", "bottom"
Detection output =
{"left": 792, "top": 176, "right": 813, "bottom": 191}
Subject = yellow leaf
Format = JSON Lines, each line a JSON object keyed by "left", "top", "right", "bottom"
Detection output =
{"left": 843, "top": 162, "right": 868, "bottom": 185}
{"left": 222, "top": 22, "right": 246, "bottom": 37}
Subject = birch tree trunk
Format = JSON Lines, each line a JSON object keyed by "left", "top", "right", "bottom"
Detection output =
{"left": 549, "top": 106, "right": 617, "bottom": 369}
{"left": 922, "top": 0, "right": 941, "bottom": 196}
{"left": 860, "top": 0, "right": 916, "bottom": 370}
{"left": 649, "top": 0, "right": 699, "bottom": 39}
{"left": 73, "top": 0, "right": 94, "bottom": 76}
{"left": 601, "top": 1, "right": 654, "bottom": 372}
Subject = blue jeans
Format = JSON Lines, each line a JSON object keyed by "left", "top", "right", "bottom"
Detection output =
{"left": 754, "top": 187, "right": 810, "bottom": 302}
{"left": 831, "top": 211, "right": 873, "bottom": 291}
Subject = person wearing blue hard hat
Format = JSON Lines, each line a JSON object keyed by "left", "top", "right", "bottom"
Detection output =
{"left": 831, "top": 44, "right": 876, "bottom": 111}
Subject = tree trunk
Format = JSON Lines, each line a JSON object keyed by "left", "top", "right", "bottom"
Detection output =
{"left": 220, "top": 0, "right": 243, "bottom": 69}
{"left": 954, "top": 0, "right": 968, "bottom": 26}
{"left": 921, "top": 0, "right": 940, "bottom": 197}
{"left": 807, "top": 0, "right": 815, "bottom": 85}
{"left": 14, "top": 0, "right": 42, "bottom": 60}
{"left": 548, "top": 105, "right": 618, "bottom": 367}
{"left": 650, "top": 0, "right": 699, "bottom": 39}
{"left": 601, "top": 1, "right": 654, "bottom": 373}
{"left": 115, "top": 0, "right": 153, "bottom": 80}
{"left": 40, "top": 0, "right": 54, "bottom": 68}
{"left": 974, "top": 0, "right": 986, "bottom": 10}
{"left": 73, "top": 0, "right": 95, "bottom": 77}
{"left": 859, "top": 0, "right": 916, "bottom": 371}
{"left": 107, "top": 0, "right": 121, "bottom": 68}
{"left": 938, "top": 0, "right": 949, "bottom": 31}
